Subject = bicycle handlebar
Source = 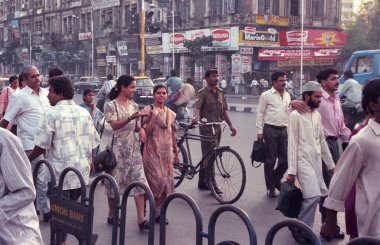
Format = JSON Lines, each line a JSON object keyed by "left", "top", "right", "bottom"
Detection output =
{"left": 197, "top": 121, "right": 225, "bottom": 126}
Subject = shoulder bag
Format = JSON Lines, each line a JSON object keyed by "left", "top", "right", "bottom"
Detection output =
{"left": 93, "top": 101, "right": 118, "bottom": 172}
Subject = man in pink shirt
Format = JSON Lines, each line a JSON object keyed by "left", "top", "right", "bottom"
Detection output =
{"left": 316, "top": 68, "right": 351, "bottom": 240}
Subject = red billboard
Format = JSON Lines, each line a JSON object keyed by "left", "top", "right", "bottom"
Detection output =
{"left": 258, "top": 48, "right": 342, "bottom": 60}
{"left": 279, "top": 30, "right": 346, "bottom": 47}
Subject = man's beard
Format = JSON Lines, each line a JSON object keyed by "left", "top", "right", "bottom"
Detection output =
{"left": 308, "top": 100, "right": 319, "bottom": 109}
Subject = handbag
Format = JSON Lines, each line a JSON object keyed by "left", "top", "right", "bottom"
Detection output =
{"left": 93, "top": 101, "right": 118, "bottom": 172}
{"left": 276, "top": 181, "right": 303, "bottom": 218}
{"left": 250, "top": 139, "right": 266, "bottom": 168}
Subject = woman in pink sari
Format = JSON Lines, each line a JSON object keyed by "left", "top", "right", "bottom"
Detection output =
{"left": 140, "top": 84, "right": 179, "bottom": 224}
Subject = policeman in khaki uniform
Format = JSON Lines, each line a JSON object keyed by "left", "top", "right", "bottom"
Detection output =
{"left": 192, "top": 68, "right": 237, "bottom": 192}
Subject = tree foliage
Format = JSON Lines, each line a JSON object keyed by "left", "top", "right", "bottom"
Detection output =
{"left": 183, "top": 35, "right": 213, "bottom": 66}
{"left": 341, "top": 2, "right": 380, "bottom": 59}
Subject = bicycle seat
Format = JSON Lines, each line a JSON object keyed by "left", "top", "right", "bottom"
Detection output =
{"left": 178, "top": 122, "right": 195, "bottom": 130}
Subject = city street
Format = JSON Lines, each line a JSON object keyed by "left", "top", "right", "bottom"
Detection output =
{"left": 37, "top": 95, "right": 349, "bottom": 244}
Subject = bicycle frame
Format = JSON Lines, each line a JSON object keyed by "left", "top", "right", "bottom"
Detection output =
{"left": 179, "top": 124, "right": 221, "bottom": 173}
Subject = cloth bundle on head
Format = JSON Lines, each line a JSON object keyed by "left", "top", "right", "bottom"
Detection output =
{"left": 303, "top": 81, "right": 321, "bottom": 92}
{"left": 174, "top": 83, "right": 195, "bottom": 106}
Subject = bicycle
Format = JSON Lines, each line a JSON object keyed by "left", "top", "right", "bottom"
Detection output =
{"left": 174, "top": 120, "right": 246, "bottom": 204}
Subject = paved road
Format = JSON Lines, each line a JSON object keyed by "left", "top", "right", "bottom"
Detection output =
{"left": 38, "top": 97, "right": 348, "bottom": 244}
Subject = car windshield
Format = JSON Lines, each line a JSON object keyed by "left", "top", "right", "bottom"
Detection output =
{"left": 136, "top": 79, "right": 153, "bottom": 87}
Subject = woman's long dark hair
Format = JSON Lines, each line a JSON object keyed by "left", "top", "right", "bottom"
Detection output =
{"left": 109, "top": 75, "right": 135, "bottom": 100}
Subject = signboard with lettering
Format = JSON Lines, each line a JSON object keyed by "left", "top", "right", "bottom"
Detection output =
{"left": 92, "top": 0, "right": 120, "bottom": 10}
{"left": 258, "top": 48, "right": 342, "bottom": 60}
{"left": 116, "top": 41, "right": 128, "bottom": 56}
{"left": 239, "top": 26, "right": 279, "bottom": 47}
{"left": 240, "top": 46, "right": 254, "bottom": 56}
{"left": 256, "top": 14, "right": 289, "bottom": 26}
{"left": 50, "top": 197, "right": 91, "bottom": 238}
{"left": 106, "top": 55, "right": 116, "bottom": 63}
{"left": 279, "top": 30, "right": 346, "bottom": 47}
{"left": 277, "top": 59, "right": 334, "bottom": 67}
{"left": 79, "top": 32, "right": 92, "bottom": 40}
{"left": 125, "top": 37, "right": 140, "bottom": 63}
{"left": 146, "top": 45, "right": 163, "bottom": 55}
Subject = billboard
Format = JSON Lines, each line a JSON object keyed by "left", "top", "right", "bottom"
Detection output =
{"left": 279, "top": 30, "right": 346, "bottom": 47}
{"left": 258, "top": 48, "right": 342, "bottom": 60}
{"left": 239, "top": 26, "right": 279, "bottom": 47}
{"left": 92, "top": 0, "right": 120, "bottom": 10}
{"left": 256, "top": 15, "right": 289, "bottom": 26}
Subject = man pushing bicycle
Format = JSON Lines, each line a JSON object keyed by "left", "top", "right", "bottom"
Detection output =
{"left": 192, "top": 67, "right": 237, "bottom": 192}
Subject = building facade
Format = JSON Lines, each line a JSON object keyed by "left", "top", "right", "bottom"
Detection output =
{"left": 0, "top": 0, "right": 344, "bottom": 94}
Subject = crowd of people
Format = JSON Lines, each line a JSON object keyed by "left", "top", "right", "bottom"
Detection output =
{"left": 0, "top": 64, "right": 379, "bottom": 244}
{"left": 256, "top": 68, "right": 380, "bottom": 242}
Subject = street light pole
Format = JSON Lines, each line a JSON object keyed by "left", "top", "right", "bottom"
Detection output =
{"left": 140, "top": 0, "right": 145, "bottom": 76}
{"left": 29, "top": 30, "right": 32, "bottom": 65}
{"left": 171, "top": 10, "right": 174, "bottom": 70}
{"left": 149, "top": 4, "right": 175, "bottom": 70}
{"left": 91, "top": 10, "right": 94, "bottom": 77}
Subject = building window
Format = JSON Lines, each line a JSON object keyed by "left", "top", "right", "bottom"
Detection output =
{"left": 210, "top": 0, "right": 222, "bottom": 15}
{"left": 34, "top": 20, "right": 43, "bottom": 31}
{"left": 86, "top": 13, "right": 91, "bottom": 32}
{"left": 312, "top": 0, "right": 324, "bottom": 17}
{"left": 63, "top": 17, "right": 68, "bottom": 34}
{"left": 272, "top": 0, "right": 280, "bottom": 15}
{"left": 80, "top": 14, "right": 86, "bottom": 32}
{"left": 290, "top": 0, "right": 299, "bottom": 16}
{"left": 258, "top": 0, "right": 271, "bottom": 14}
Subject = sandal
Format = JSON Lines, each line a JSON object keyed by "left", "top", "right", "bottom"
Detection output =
{"left": 155, "top": 216, "right": 169, "bottom": 225}
{"left": 138, "top": 220, "right": 150, "bottom": 231}
{"left": 107, "top": 217, "right": 121, "bottom": 226}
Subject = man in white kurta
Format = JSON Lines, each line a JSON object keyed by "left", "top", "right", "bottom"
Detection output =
{"left": 287, "top": 81, "right": 335, "bottom": 231}
{"left": 321, "top": 79, "right": 380, "bottom": 239}
{"left": 0, "top": 128, "right": 44, "bottom": 244}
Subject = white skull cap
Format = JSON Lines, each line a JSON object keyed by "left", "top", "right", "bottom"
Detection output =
{"left": 303, "top": 81, "right": 321, "bottom": 92}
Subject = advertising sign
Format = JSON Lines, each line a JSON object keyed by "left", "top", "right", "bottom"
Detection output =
{"left": 125, "top": 37, "right": 140, "bottom": 63}
{"left": 240, "top": 46, "right": 254, "bottom": 56}
{"left": 96, "top": 46, "right": 107, "bottom": 54}
{"left": 258, "top": 48, "right": 342, "bottom": 60}
{"left": 211, "top": 29, "right": 230, "bottom": 46}
{"left": 185, "top": 29, "right": 210, "bottom": 41}
{"left": 239, "top": 26, "right": 279, "bottom": 47}
{"left": 279, "top": 30, "right": 346, "bottom": 47}
{"left": 146, "top": 45, "right": 163, "bottom": 55}
{"left": 79, "top": 32, "right": 92, "bottom": 40}
{"left": 116, "top": 41, "right": 128, "bottom": 56}
{"left": 106, "top": 55, "right": 116, "bottom": 63}
{"left": 241, "top": 55, "right": 252, "bottom": 73}
{"left": 256, "top": 14, "right": 289, "bottom": 26}
{"left": 231, "top": 54, "right": 241, "bottom": 74}
{"left": 92, "top": 0, "right": 120, "bottom": 10}
{"left": 277, "top": 59, "right": 334, "bottom": 67}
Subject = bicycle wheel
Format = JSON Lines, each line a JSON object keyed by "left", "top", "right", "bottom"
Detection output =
{"left": 208, "top": 148, "right": 246, "bottom": 204}
{"left": 173, "top": 142, "right": 189, "bottom": 188}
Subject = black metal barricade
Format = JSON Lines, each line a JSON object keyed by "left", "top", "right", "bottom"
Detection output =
{"left": 265, "top": 219, "right": 322, "bottom": 245}
{"left": 49, "top": 167, "right": 91, "bottom": 244}
{"left": 347, "top": 236, "right": 380, "bottom": 245}
{"left": 32, "top": 159, "right": 57, "bottom": 209}
{"left": 88, "top": 173, "right": 120, "bottom": 245}
{"left": 119, "top": 181, "right": 155, "bottom": 245}
{"left": 159, "top": 193, "right": 204, "bottom": 245}
{"left": 208, "top": 205, "right": 257, "bottom": 245}
{"left": 159, "top": 193, "right": 256, "bottom": 245}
